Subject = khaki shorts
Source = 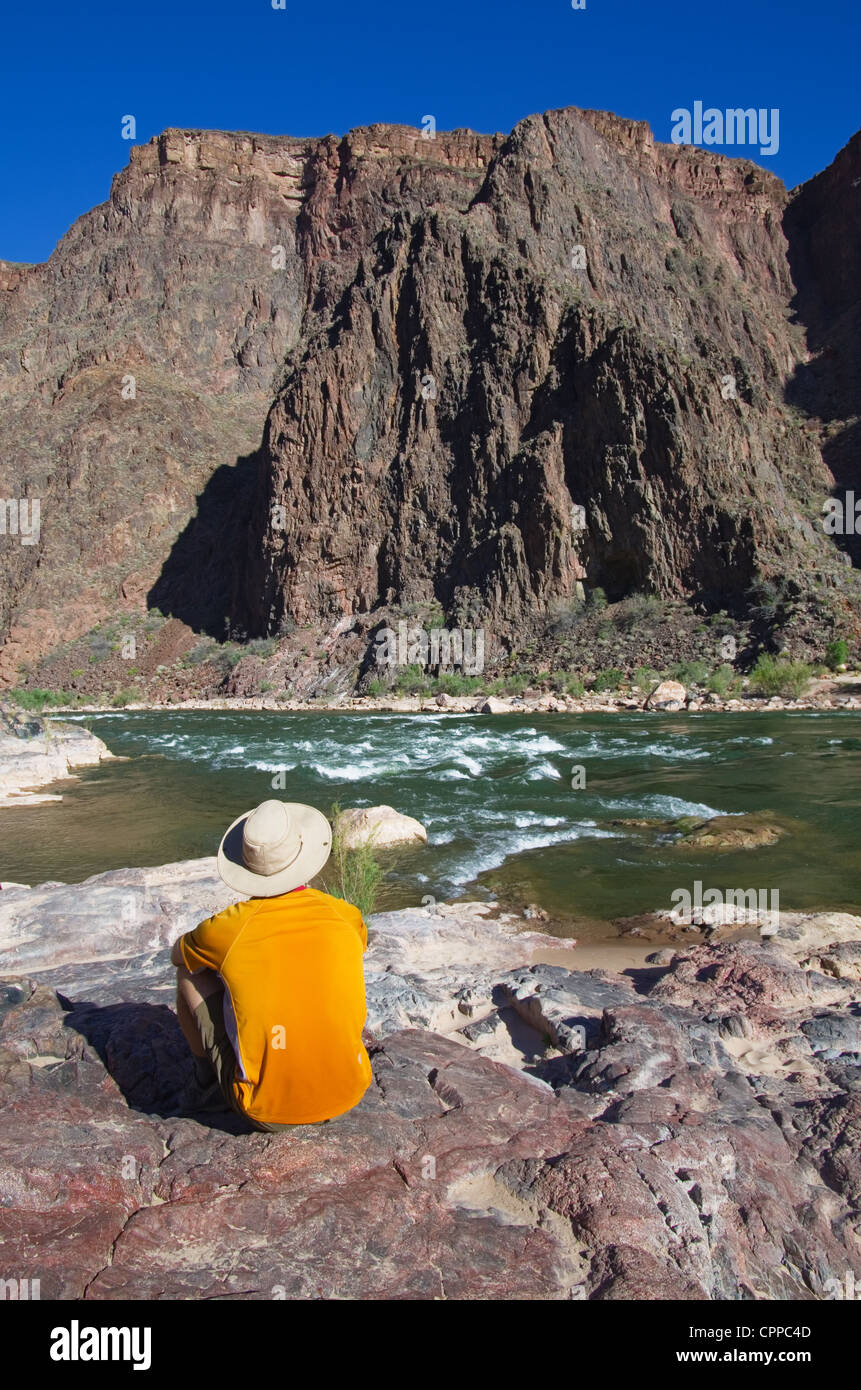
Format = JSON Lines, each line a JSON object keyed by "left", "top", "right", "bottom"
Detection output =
{"left": 193, "top": 992, "right": 295, "bottom": 1133}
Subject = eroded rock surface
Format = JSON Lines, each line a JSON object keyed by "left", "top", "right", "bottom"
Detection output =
{"left": 0, "top": 705, "right": 113, "bottom": 805}
{"left": 0, "top": 860, "right": 859, "bottom": 1300}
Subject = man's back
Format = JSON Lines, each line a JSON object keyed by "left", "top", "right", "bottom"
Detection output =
{"left": 180, "top": 887, "right": 372, "bottom": 1125}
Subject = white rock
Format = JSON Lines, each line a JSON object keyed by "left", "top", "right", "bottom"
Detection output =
{"left": 480, "top": 696, "right": 512, "bottom": 715}
{"left": 0, "top": 717, "right": 114, "bottom": 806}
{"left": 337, "top": 804, "right": 428, "bottom": 849}
{"left": 645, "top": 680, "right": 687, "bottom": 710}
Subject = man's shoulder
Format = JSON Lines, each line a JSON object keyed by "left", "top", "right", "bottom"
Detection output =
{"left": 303, "top": 888, "right": 364, "bottom": 924}
{"left": 202, "top": 898, "right": 256, "bottom": 931}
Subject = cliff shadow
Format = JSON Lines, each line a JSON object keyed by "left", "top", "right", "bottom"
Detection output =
{"left": 147, "top": 447, "right": 264, "bottom": 639}
{"left": 783, "top": 202, "right": 861, "bottom": 570}
{"left": 61, "top": 996, "right": 256, "bottom": 1135}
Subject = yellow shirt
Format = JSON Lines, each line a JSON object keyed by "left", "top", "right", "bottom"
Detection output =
{"left": 180, "top": 887, "right": 372, "bottom": 1125}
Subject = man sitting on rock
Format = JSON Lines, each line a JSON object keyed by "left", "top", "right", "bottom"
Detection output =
{"left": 170, "top": 799, "right": 373, "bottom": 1129}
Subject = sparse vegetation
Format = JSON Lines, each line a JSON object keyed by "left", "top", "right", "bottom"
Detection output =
{"left": 87, "top": 633, "right": 115, "bottom": 663}
{"left": 185, "top": 639, "right": 217, "bottom": 666}
{"left": 591, "top": 667, "right": 624, "bottom": 693}
{"left": 434, "top": 672, "right": 485, "bottom": 696}
{"left": 825, "top": 638, "right": 849, "bottom": 671}
{"left": 611, "top": 594, "right": 663, "bottom": 633}
{"left": 633, "top": 665, "right": 661, "bottom": 690}
{"left": 548, "top": 671, "right": 585, "bottom": 696}
{"left": 707, "top": 664, "right": 739, "bottom": 697}
{"left": 110, "top": 688, "right": 143, "bottom": 708}
{"left": 324, "top": 803, "right": 384, "bottom": 919}
{"left": 7, "top": 687, "right": 67, "bottom": 711}
{"left": 671, "top": 660, "right": 711, "bottom": 686}
{"left": 749, "top": 654, "right": 813, "bottom": 699}
{"left": 247, "top": 637, "right": 278, "bottom": 659}
{"left": 546, "top": 596, "right": 587, "bottom": 638}
{"left": 393, "top": 664, "right": 431, "bottom": 694}
{"left": 211, "top": 643, "right": 245, "bottom": 679}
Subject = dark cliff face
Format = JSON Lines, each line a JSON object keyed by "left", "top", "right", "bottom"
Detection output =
{"left": 0, "top": 112, "right": 858, "bottom": 682}
{"left": 236, "top": 108, "right": 861, "bottom": 645}
{"left": 783, "top": 129, "right": 861, "bottom": 567}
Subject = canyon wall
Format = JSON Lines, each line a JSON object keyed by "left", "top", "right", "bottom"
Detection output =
{"left": 0, "top": 111, "right": 858, "bottom": 681}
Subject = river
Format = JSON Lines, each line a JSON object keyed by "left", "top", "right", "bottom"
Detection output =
{"left": 2, "top": 709, "right": 859, "bottom": 941}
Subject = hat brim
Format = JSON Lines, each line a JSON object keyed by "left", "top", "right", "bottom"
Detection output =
{"left": 217, "top": 802, "right": 333, "bottom": 898}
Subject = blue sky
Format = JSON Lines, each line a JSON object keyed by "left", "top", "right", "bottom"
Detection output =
{"left": 1, "top": 0, "right": 858, "bottom": 264}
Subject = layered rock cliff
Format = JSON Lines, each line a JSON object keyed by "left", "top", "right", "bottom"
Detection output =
{"left": 0, "top": 112, "right": 858, "bottom": 687}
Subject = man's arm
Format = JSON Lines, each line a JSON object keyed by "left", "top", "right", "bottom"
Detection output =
{"left": 170, "top": 937, "right": 193, "bottom": 968}
{"left": 171, "top": 902, "right": 247, "bottom": 973}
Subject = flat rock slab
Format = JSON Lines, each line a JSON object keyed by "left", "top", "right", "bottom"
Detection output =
{"left": 0, "top": 860, "right": 860, "bottom": 1299}
{"left": 0, "top": 707, "right": 113, "bottom": 805}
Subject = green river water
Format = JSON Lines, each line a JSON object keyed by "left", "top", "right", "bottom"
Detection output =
{"left": 1, "top": 710, "right": 858, "bottom": 941}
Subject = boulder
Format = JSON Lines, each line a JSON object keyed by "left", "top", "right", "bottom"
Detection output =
{"left": 337, "top": 805, "right": 427, "bottom": 849}
{"left": 644, "top": 679, "right": 686, "bottom": 710}
{"left": 0, "top": 706, "right": 114, "bottom": 805}
{"left": 479, "top": 696, "right": 511, "bottom": 715}
{"left": 671, "top": 814, "right": 787, "bottom": 851}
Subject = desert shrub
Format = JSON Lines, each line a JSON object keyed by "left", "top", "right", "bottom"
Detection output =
{"left": 8, "top": 687, "right": 66, "bottom": 711}
{"left": 586, "top": 586, "right": 608, "bottom": 611}
{"left": 707, "top": 664, "right": 738, "bottom": 696}
{"left": 706, "top": 611, "right": 736, "bottom": 636}
{"left": 486, "top": 673, "right": 530, "bottom": 696}
{"left": 825, "top": 638, "right": 849, "bottom": 671}
{"left": 393, "top": 664, "right": 430, "bottom": 694}
{"left": 247, "top": 637, "right": 278, "bottom": 658}
{"left": 212, "top": 644, "right": 245, "bottom": 678}
{"left": 365, "top": 678, "right": 384, "bottom": 697}
{"left": 87, "top": 634, "right": 114, "bottom": 663}
{"left": 549, "top": 671, "right": 585, "bottom": 696}
{"left": 433, "top": 672, "right": 485, "bottom": 696}
{"left": 546, "top": 597, "right": 587, "bottom": 638}
{"left": 747, "top": 578, "right": 796, "bottom": 629}
{"left": 749, "top": 655, "right": 813, "bottom": 698}
{"left": 671, "top": 660, "right": 711, "bottom": 686}
{"left": 323, "top": 803, "right": 383, "bottom": 919}
{"left": 633, "top": 665, "right": 661, "bottom": 690}
{"left": 143, "top": 608, "right": 167, "bottom": 632}
{"left": 110, "top": 688, "right": 142, "bottom": 708}
{"left": 611, "top": 594, "right": 663, "bottom": 633}
{"left": 592, "top": 667, "right": 624, "bottom": 692}
{"left": 186, "top": 639, "right": 216, "bottom": 666}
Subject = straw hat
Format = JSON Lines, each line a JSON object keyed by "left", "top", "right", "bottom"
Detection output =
{"left": 217, "top": 800, "right": 332, "bottom": 897}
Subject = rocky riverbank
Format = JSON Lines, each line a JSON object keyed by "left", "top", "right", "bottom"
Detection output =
{"left": 0, "top": 706, "right": 114, "bottom": 807}
{"left": 0, "top": 857, "right": 859, "bottom": 1299}
{"left": 37, "top": 670, "right": 861, "bottom": 718}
